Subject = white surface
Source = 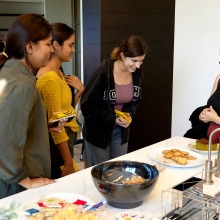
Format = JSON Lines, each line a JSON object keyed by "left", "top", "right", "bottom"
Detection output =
{"left": 148, "top": 147, "right": 206, "bottom": 168}
{"left": 172, "top": 0, "right": 220, "bottom": 136}
{"left": 1, "top": 136, "right": 220, "bottom": 219}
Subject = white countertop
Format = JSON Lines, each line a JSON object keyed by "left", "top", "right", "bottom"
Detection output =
{"left": 0, "top": 136, "right": 220, "bottom": 219}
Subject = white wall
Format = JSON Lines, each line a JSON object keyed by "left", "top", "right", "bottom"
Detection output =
{"left": 172, "top": 0, "right": 220, "bottom": 136}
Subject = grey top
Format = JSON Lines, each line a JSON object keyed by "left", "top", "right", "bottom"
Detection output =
{"left": 0, "top": 59, "right": 51, "bottom": 184}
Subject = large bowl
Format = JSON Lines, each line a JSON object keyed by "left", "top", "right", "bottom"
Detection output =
{"left": 91, "top": 160, "right": 159, "bottom": 209}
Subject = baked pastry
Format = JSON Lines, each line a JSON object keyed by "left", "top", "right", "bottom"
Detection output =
{"left": 162, "top": 149, "right": 197, "bottom": 165}
{"left": 163, "top": 152, "right": 173, "bottom": 159}
{"left": 172, "top": 156, "right": 186, "bottom": 165}
{"left": 162, "top": 150, "right": 171, "bottom": 154}
{"left": 171, "top": 149, "right": 180, "bottom": 152}
{"left": 186, "top": 155, "right": 197, "bottom": 160}
{"left": 195, "top": 138, "right": 218, "bottom": 151}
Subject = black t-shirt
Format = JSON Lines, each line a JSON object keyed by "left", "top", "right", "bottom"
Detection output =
{"left": 207, "top": 80, "right": 220, "bottom": 114}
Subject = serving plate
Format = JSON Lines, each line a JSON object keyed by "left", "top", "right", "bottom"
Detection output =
{"left": 109, "top": 211, "right": 160, "bottom": 220}
{"left": 188, "top": 143, "right": 218, "bottom": 155}
{"left": 148, "top": 147, "right": 206, "bottom": 168}
{"left": 24, "top": 193, "right": 94, "bottom": 214}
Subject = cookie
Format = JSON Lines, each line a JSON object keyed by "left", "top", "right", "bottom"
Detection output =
{"left": 162, "top": 150, "right": 171, "bottom": 154}
{"left": 181, "top": 151, "right": 189, "bottom": 155}
{"left": 171, "top": 149, "right": 180, "bottom": 152}
{"left": 173, "top": 151, "right": 182, "bottom": 156}
{"left": 164, "top": 152, "right": 173, "bottom": 159}
{"left": 176, "top": 157, "right": 187, "bottom": 165}
{"left": 186, "top": 155, "right": 197, "bottom": 160}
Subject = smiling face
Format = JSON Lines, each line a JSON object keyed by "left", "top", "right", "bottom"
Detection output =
{"left": 122, "top": 54, "right": 146, "bottom": 72}
{"left": 55, "top": 34, "right": 75, "bottom": 62}
{"left": 27, "top": 35, "right": 53, "bottom": 69}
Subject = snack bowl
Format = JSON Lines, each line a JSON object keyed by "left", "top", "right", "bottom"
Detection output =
{"left": 91, "top": 160, "right": 159, "bottom": 209}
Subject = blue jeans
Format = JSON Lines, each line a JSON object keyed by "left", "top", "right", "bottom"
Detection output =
{"left": 84, "top": 125, "right": 128, "bottom": 168}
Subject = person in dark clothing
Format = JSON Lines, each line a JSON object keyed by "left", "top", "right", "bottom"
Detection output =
{"left": 80, "top": 35, "right": 148, "bottom": 168}
{"left": 199, "top": 74, "right": 220, "bottom": 143}
{"left": 184, "top": 105, "right": 210, "bottom": 139}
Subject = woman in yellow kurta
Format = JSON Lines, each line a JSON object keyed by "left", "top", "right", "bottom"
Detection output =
{"left": 36, "top": 23, "right": 84, "bottom": 178}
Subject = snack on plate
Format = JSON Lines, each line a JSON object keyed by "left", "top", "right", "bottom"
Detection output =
{"left": 26, "top": 197, "right": 106, "bottom": 220}
{"left": 162, "top": 149, "right": 197, "bottom": 165}
{"left": 53, "top": 110, "right": 75, "bottom": 120}
{"left": 171, "top": 156, "right": 187, "bottom": 165}
{"left": 39, "top": 197, "right": 68, "bottom": 207}
{"left": 195, "top": 138, "right": 218, "bottom": 151}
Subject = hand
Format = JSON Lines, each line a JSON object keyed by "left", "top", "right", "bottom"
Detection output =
{"left": 48, "top": 119, "right": 66, "bottom": 133}
{"left": 199, "top": 108, "right": 209, "bottom": 123}
{"left": 65, "top": 75, "right": 85, "bottom": 93}
{"left": 199, "top": 106, "right": 219, "bottom": 123}
{"left": 61, "top": 164, "right": 75, "bottom": 177}
{"left": 19, "top": 177, "right": 55, "bottom": 189}
{"left": 115, "top": 113, "right": 132, "bottom": 128}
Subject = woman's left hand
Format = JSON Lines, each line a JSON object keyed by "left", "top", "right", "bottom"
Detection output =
{"left": 65, "top": 75, "right": 84, "bottom": 93}
{"left": 116, "top": 113, "right": 132, "bottom": 128}
{"left": 48, "top": 119, "right": 66, "bottom": 133}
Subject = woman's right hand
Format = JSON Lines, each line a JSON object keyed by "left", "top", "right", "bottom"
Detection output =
{"left": 19, "top": 177, "right": 55, "bottom": 189}
{"left": 199, "top": 108, "right": 209, "bottom": 123}
{"left": 199, "top": 106, "right": 220, "bottom": 123}
{"left": 116, "top": 114, "right": 131, "bottom": 128}
{"left": 65, "top": 75, "right": 84, "bottom": 93}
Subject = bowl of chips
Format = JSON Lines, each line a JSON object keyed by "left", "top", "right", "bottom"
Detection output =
{"left": 91, "top": 160, "right": 159, "bottom": 209}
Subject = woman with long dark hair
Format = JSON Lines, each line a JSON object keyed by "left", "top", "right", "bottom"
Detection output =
{"left": 0, "top": 14, "right": 54, "bottom": 198}
{"left": 36, "top": 23, "right": 84, "bottom": 178}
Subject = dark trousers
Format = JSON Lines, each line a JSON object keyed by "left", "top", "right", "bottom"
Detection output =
{"left": 50, "top": 127, "right": 77, "bottom": 179}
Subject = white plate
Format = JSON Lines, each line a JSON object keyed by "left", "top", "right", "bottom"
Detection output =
{"left": 110, "top": 211, "right": 160, "bottom": 220}
{"left": 148, "top": 147, "right": 206, "bottom": 168}
{"left": 24, "top": 193, "right": 94, "bottom": 213}
{"left": 188, "top": 143, "right": 218, "bottom": 155}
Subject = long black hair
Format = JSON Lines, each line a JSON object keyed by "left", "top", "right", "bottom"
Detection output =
{"left": 0, "top": 14, "right": 52, "bottom": 69}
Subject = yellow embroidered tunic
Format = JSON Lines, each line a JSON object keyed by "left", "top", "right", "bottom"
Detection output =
{"left": 36, "top": 71, "right": 79, "bottom": 144}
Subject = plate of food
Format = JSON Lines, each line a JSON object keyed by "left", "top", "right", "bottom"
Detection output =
{"left": 148, "top": 147, "right": 206, "bottom": 168}
{"left": 109, "top": 211, "right": 160, "bottom": 220}
{"left": 48, "top": 110, "right": 75, "bottom": 128}
{"left": 188, "top": 138, "right": 218, "bottom": 155}
{"left": 24, "top": 193, "right": 97, "bottom": 219}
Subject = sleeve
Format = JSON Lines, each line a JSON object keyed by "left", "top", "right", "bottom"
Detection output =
{"left": 0, "top": 85, "right": 33, "bottom": 183}
{"left": 80, "top": 64, "right": 116, "bottom": 126}
{"left": 40, "top": 77, "right": 69, "bottom": 144}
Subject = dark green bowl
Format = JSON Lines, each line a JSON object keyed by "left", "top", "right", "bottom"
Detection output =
{"left": 91, "top": 160, "right": 159, "bottom": 209}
